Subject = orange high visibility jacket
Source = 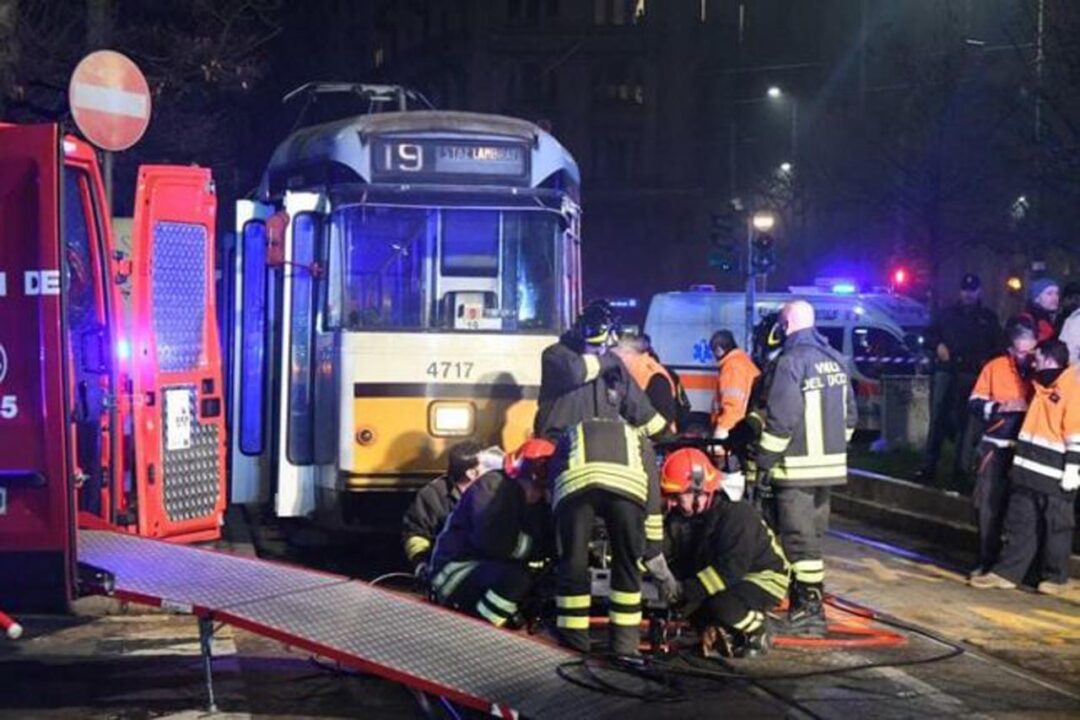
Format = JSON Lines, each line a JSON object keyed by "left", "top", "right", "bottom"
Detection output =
{"left": 712, "top": 349, "right": 761, "bottom": 433}
{"left": 1012, "top": 367, "right": 1080, "bottom": 497}
{"left": 968, "top": 354, "right": 1033, "bottom": 447}
{"left": 623, "top": 351, "right": 678, "bottom": 430}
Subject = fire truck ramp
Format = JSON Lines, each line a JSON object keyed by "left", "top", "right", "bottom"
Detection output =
{"left": 77, "top": 530, "right": 785, "bottom": 718}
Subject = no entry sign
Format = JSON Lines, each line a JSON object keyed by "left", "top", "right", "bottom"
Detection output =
{"left": 68, "top": 50, "right": 152, "bottom": 152}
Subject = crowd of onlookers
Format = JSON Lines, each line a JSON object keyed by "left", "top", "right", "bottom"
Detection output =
{"left": 920, "top": 274, "right": 1078, "bottom": 595}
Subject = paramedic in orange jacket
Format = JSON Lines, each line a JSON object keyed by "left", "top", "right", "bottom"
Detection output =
{"left": 708, "top": 331, "right": 761, "bottom": 501}
{"left": 971, "top": 340, "right": 1079, "bottom": 596}
{"left": 615, "top": 334, "right": 680, "bottom": 432}
{"left": 967, "top": 316, "right": 1037, "bottom": 575}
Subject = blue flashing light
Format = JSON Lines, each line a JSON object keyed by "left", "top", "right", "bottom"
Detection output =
{"left": 116, "top": 339, "right": 131, "bottom": 360}
{"left": 831, "top": 283, "right": 857, "bottom": 295}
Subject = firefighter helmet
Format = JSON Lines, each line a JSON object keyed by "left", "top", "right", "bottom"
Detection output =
{"left": 577, "top": 300, "right": 620, "bottom": 347}
{"left": 660, "top": 448, "right": 721, "bottom": 496}
{"left": 505, "top": 437, "right": 557, "bottom": 481}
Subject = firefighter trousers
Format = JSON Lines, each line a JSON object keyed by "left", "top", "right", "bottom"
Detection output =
{"left": 972, "top": 443, "right": 1014, "bottom": 569}
{"left": 993, "top": 486, "right": 1075, "bottom": 586}
{"left": 771, "top": 486, "right": 830, "bottom": 587}
{"left": 555, "top": 489, "right": 644, "bottom": 655}
{"left": 694, "top": 581, "right": 777, "bottom": 635}
{"left": 432, "top": 560, "right": 535, "bottom": 628}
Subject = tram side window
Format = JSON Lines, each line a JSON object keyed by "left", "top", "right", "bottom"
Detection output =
{"left": 287, "top": 213, "right": 321, "bottom": 465}
{"left": 238, "top": 221, "right": 267, "bottom": 455}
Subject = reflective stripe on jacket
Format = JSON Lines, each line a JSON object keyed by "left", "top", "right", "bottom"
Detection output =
{"left": 712, "top": 349, "right": 761, "bottom": 433}
{"left": 755, "top": 329, "right": 857, "bottom": 487}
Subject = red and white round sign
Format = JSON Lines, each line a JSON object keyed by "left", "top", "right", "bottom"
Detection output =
{"left": 68, "top": 50, "right": 152, "bottom": 152}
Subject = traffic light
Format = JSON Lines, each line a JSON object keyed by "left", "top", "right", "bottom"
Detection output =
{"left": 709, "top": 210, "right": 736, "bottom": 247}
{"left": 751, "top": 233, "right": 775, "bottom": 274}
{"left": 892, "top": 267, "right": 908, "bottom": 286}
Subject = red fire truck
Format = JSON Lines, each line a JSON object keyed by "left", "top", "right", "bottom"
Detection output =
{"left": 0, "top": 123, "right": 226, "bottom": 612}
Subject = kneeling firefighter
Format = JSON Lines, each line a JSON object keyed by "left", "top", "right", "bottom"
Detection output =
{"left": 660, "top": 448, "right": 790, "bottom": 658}
{"left": 429, "top": 439, "right": 556, "bottom": 627}
{"left": 547, "top": 417, "right": 678, "bottom": 655}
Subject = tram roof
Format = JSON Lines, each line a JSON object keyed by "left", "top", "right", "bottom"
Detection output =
{"left": 260, "top": 110, "right": 580, "bottom": 200}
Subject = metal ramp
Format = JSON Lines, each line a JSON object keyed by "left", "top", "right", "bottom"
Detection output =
{"left": 77, "top": 529, "right": 649, "bottom": 719}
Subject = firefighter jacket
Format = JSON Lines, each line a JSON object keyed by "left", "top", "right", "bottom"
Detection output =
{"left": 755, "top": 329, "right": 857, "bottom": 487}
{"left": 402, "top": 475, "right": 461, "bottom": 564}
{"left": 712, "top": 349, "right": 761, "bottom": 434}
{"left": 1011, "top": 367, "right": 1080, "bottom": 497}
{"left": 621, "top": 350, "right": 678, "bottom": 431}
{"left": 548, "top": 418, "right": 665, "bottom": 558}
{"left": 968, "top": 354, "right": 1034, "bottom": 448}
{"left": 535, "top": 333, "right": 668, "bottom": 440}
{"left": 429, "top": 471, "right": 553, "bottom": 579}
{"left": 664, "top": 498, "right": 790, "bottom": 604}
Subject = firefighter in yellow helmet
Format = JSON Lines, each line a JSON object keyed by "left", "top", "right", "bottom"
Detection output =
{"left": 660, "top": 448, "right": 790, "bottom": 658}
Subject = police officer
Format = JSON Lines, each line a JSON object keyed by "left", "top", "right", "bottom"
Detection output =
{"left": 660, "top": 448, "right": 789, "bottom": 658}
{"left": 752, "top": 300, "right": 857, "bottom": 634}
{"left": 921, "top": 273, "right": 1001, "bottom": 483}
{"left": 535, "top": 300, "right": 668, "bottom": 441}
{"left": 547, "top": 417, "right": 677, "bottom": 655}
{"left": 429, "top": 439, "right": 556, "bottom": 627}
{"left": 967, "top": 316, "right": 1036, "bottom": 575}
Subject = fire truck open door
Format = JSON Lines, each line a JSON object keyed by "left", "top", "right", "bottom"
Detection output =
{"left": 0, "top": 124, "right": 76, "bottom": 612}
{"left": 127, "top": 166, "right": 225, "bottom": 542}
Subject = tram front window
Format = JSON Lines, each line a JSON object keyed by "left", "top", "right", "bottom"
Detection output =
{"left": 335, "top": 204, "right": 562, "bottom": 332}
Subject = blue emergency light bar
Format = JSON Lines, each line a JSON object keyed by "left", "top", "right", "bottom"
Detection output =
{"left": 831, "top": 283, "right": 858, "bottom": 295}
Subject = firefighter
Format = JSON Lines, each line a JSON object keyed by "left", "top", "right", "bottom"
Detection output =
{"left": 428, "top": 439, "right": 556, "bottom": 627}
{"left": 752, "top": 300, "right": 857, "bottom": 634}
{"left": 534, "top": 300, "right": 669, "bottom": 440}
{"left": 709, "top": 330, "right": 761, "bottom": 501}
{"left": 972, "top": 340, "right": 1078, "bottom": 596}
{"left": 402, "top": 441, "right": 489, "bottom": 575}
{"left": 614, "top": 334, "right": 679, "bottom": 431}
{"left": 548, "top": 417, "right": 678, "bottom": 655}
{"left": 660, "top": 448, "right": 789, "bottom": 658}
{"left": 967, "top": 316, "right": 1037, "bottom": 575}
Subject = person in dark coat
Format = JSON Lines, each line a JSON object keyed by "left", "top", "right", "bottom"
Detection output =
{"left": 920, "top": 273, "right": 1001, "bottom": 484}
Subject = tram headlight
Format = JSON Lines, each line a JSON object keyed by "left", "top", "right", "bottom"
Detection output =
{"left": 429, "top": 402, "right": 475, "bottom": 437}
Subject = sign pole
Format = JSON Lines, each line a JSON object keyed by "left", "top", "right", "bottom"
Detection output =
{"left": 102, "top": 151, "right": 113, "bottom": 212}
{"left": 744, "top": 216, "right": 755, "bottom": 350}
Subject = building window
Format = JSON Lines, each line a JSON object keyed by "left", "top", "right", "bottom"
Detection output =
{"left": 373, "top": 47, "right": 385, "bottom": 68}
{"left": 594, "top": 64, "right": 645, "bottom": 105}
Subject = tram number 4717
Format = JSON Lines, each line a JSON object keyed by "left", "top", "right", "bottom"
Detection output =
{"left": 426, "top": 361, "right": 474, "bottom": 380}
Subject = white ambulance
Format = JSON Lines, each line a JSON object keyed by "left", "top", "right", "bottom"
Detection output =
{"left": 644, "top": 286, "right": 929, "bottom": 432}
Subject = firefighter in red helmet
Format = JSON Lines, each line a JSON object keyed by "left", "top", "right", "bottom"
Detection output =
{"left": 429, "top": 438, "right": 556, "bottom": 628}
{"left": 660, "top": 448, "right": 790, "bottom": 658}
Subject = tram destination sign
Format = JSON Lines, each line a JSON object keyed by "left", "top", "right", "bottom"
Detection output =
{"left": 371, "top": 138, "right": 530, "bottom": 184}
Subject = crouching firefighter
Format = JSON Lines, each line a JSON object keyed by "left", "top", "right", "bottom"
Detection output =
{"left": 548, "top": 418, "right": 677, "bottom": 655}
{"left": 660, "top": 448, "right": 790, "bottom": 658}
{"left": 752, "top": 301, "right": 856, "bottom": 635}
{"left": 429, "top": 439, "right": 556, "bottom": 628}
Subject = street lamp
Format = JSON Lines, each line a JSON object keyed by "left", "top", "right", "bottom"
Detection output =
{"left": 767, "top": 85, "right": 783, "bottom": 99}
{"left": 779, "top": 162, "right": 793, "bottom": 174}
{"left": 752, "top": 211, "right": 776, "bottom": 232}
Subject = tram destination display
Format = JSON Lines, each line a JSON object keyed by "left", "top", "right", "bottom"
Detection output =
{"left": 371, "top": 138, "right": 530, "bottom": 184}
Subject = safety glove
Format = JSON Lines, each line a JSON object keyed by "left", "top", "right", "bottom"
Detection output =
{"left": 644, "top": 554, "right": 682, "bottom": 606}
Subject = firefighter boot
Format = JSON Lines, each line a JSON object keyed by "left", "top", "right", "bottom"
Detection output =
{"left": 787, "top": 582, "right": 826, "bottom": 636}
{"left": 700, "top": 625, "right": 735, "bottom": 659}
{"left": 610, "top": 623, "right": 641, "bottom": 657}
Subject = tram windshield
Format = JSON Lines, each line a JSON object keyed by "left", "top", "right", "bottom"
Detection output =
{"left": 329, "top": 204, "right": 567, "bottom": 333}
